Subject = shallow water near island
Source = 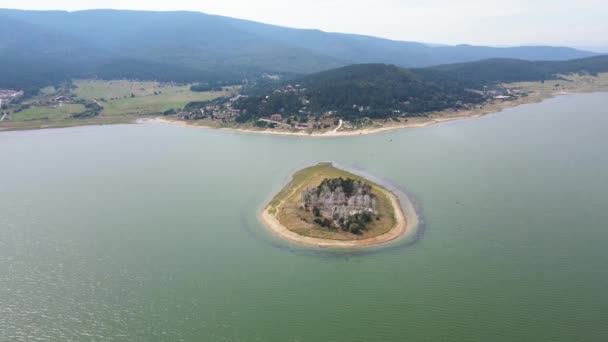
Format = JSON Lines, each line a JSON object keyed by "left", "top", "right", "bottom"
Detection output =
{"left": 1, "top": 93, "right": 608, "bottom": 341}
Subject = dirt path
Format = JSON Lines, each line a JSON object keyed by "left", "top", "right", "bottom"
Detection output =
{"left": 332, "top": 119, "right": 343, "bottom": 133}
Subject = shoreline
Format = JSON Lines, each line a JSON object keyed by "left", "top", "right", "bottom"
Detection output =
{"left": 146, "top": 87, "right": 607, "bottom": 138}
{"left": 3, "top": 77, "right": 606, "bottom": 134}
{"left": 258, "top": 166, "right": 418, "bottom": 248}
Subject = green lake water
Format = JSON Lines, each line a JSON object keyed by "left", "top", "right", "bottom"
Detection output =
{"left": 1, "top": 93, "right": 607, "bottom": 341}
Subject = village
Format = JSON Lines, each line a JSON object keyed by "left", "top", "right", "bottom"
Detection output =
{"left": 177, "top": 97, "right": 342, "bottom": 131}
{"left": 175, "top": 84, "right": 379, "bottom": 132}
{"left": 173, "top": 81, "right": 526, "bottom": 133}
{"left": 177, "top": 89, "right": 318, "bottom": 130}
{"left": 0, "top": 89, "right": 24, "bottom": 121}
{"left": 1, "top": 78, "right": 527, "bottom": 131}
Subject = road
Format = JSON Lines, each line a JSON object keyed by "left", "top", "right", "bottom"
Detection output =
{"left": 332, "top": 119, "right": 343, "bottom": 133}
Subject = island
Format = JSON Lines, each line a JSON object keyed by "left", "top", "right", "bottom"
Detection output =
{"left": 261, "top": 163, "right": 412, "bottom": 247}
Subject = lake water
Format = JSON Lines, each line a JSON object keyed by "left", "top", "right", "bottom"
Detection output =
{"left": 1, "top": 93, "right": 607, "bottom": 342}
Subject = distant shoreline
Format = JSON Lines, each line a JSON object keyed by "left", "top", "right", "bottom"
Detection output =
{"left": 147, "top": 87, "right": 608, "bottom": 138}
{"left": 258, "top": 163, "right": 418, "bottom": 248}
{"left": 2, "top": 76, "right": 606, "bottom": 134}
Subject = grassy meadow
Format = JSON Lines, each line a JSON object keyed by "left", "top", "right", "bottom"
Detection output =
{"left": 73, "top": 80, "right": 235, "bottom": 116}
{"left": 15, "top": 104, "right": 86, "bottom": 121}
{"left": 505, "top": 72, "right": 608, "bottom": 95}
{"left": 0, "top": 80, "right": 236, "bottom": 131}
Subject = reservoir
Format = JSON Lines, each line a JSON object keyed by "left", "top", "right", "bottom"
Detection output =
{"left": 1, "top": 93, "right": 607, "bottom": 341}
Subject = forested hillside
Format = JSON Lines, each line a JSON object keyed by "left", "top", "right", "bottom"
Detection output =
{"left": 422, "top": 56, "right": 608, "bottom": 87}
{"left": 233, "top": 56, "right": 608, "bottom": 121}
{"left": 0, "top": 9, "right": 598, "bottom": 94}
{"left": 235, "top": 64, "right": 483, "bottom": 121}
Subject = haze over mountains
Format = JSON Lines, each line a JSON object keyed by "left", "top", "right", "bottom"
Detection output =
{"left": 0, "top": 8, "right": 601, "bottom": 92}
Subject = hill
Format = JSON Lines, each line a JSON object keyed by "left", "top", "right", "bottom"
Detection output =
{"left": 235, "top": 64, "right": 484, "bottom": 121}
{"left": 232, "top": 56, "right": 608, "bottom": 122}
{"left": 0, "top": 9, "right": 599, "bottom": 94}
{"left": 421, "top": 55, "right": 608, "bottom": 87}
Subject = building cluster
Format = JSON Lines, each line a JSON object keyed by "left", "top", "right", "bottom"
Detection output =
{"left": 180, "top": 95, "right": 245, "bottom": 120}
{"left": 273, "top": 84, "right": 306, "bottom": 95}
{"left": 301, "top": 179, "right": 378, "bottom": 221}
{"left": 481, "top": 86, "right": 517, "bottom": 100}
{"left": 52, "top": 95, "right": 72, "bottom": 103}
{"left": 0, "top": 89, "right": 24, "bottom": 107}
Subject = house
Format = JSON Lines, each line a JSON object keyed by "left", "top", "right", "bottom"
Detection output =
{"left": 53, "top": 96, "right": 70, "bottom": 102}
{"left": 0, "top": 89, "right": 24, "bottom": 103}
{"left": 270, "top": 114, "right": 283, "bottom": 121}
{"left": 230, "top": 95, "right": 248, "bottom": 102}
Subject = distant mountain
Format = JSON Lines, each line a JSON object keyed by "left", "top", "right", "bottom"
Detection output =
{"left": 234, "top": 55, "right": 608, "bottom": 122}
{"left": 421, "top": 55, "right": 608, "bottom": 87}
{"left": 0, "top": 9, "right": 600, "bottom": 93}
{"left": 0, "top": 16, "right": 102, "bottom": 93}
{"left": 219, "top": 17, "right": 597, "bottom": 66}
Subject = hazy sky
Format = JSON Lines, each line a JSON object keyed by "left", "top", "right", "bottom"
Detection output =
{"left": 2, "top": 0, "right": 607, "bottom": 50}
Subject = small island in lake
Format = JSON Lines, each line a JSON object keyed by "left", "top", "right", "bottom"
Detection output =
{"left": 262, "top": 163, "right": 411, "bottom": 247}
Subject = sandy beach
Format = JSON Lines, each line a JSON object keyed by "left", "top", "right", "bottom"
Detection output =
{"left": 148, "top": 115, "right": 449, "bottom": 137}
{"left": 259, "top": 181, "right": 417, "bottom": 248}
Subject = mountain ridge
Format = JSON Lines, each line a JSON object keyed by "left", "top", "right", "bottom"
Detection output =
{"left": 0, "top": 8, "right": 601, "bottom": 93}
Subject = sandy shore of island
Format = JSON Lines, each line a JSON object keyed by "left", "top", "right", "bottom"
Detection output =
{"left": 259, "top": 184, "right": 417, "bottom": 248}
{"left": 144, "top": 86, "right": 607, "bottom": 138}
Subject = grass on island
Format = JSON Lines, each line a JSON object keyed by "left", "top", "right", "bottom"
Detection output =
{"left": 268, "top": 163, "right": 397, "bottom": 241}
{"left": 1, "top": 80, "right": 237, "bottom": 131}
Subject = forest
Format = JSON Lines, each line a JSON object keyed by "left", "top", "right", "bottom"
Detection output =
{"left": 0, "top": 9, "right": 602, "bottom": 96}
{"left": 232, "top": 56, "right": 608, "bottom": 122}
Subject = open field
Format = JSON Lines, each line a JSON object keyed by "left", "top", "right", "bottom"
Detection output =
{"left": 507, "top": 72, "right": 608, "bottom": 94}
{"left": 74, "top": 80, "right": 235, "bottom": 116}
{"left": 0, "top": 80, "right": 236, "bottom": 131}
{"left": 14, "top": 104, "right": 86, "bottom": 121}
{"left": 266, "top": 163, "right": 398, "bottom": 242}
{"left": 40, "top": 86, "right": 57, "bottom": 96}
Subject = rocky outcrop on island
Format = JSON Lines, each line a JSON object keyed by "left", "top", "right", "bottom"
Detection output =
{"left": 300, "top": 178, "right": 378, "bottom": 234}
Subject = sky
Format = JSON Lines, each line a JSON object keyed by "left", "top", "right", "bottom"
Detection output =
{"left": 1, "top": 0, "right": 607, "bottom": 51}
